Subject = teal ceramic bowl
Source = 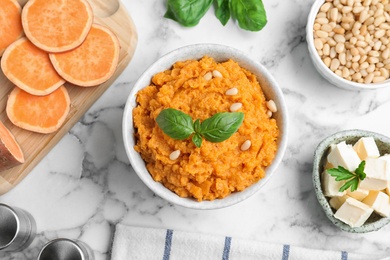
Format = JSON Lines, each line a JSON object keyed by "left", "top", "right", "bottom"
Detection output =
{"left": 313, "top": 129, "right": 390, "bottom": 233}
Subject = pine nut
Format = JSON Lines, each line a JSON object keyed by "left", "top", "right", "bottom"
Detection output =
{"left": 203, "top": 72, "right": 212, "bottom": 81}
{"left": 373, "top": 76, "right": 387, "bottom": 82}
{"left": 365, "top": 73, "right": 375, "bottom": 83}
{"left": 212, "top": 70, "right": 223, "bottom": 78}
{"left": 321, "top": 24, "right": 333, "bottom": 32}
{"left": 314, "top": 39, "right": 324, "bottom": 50}
{"left": 380, "top": 68, "right": 390, "bottom": 78}
{"left": 240, "top": 140, "right": 252, "bottom": 151}
{"left": 320, "top": 2, "right": 332, "bottom": 12}
{"left": 330, "top": 8, "right": 339, "bottom": 22}
{"left": 323, "top": 57, "right": 332, "bottom": 67}
{"left": 375, "top": 16, "right": 386, "bottom": 26}
{"left": 225, "top": 88, "right": 238, "bottom": 96}
{"left": 230, "top": 103, "right": 242, "bottom": 112}
{"left": 336, "top": 42, "right": 345, "bottom": 53}
{"left": 339, "top": 52, "right": 347, "bottom": 65}
{"left": 266, "top": 100, "right": 277, "bottom": 113}
{"left": 266, "top": 110, "right": 272, "bottom": 118}
{"left": 334, "top": 34, "right": 346, "bottom": 43}
{"left": 316, "top": 30, "right": 328, "bottom": 38}
{"left": 382, "top": 48, "right": 390, "bottom": 59}
{"left": 169, "top": 150, "right": 181, "bottom": 160}
{"left": 323, "top": 44, "right": 330, "bottom": 55}
{"left": 330, "top": 59, "right": 340, "bottom": 71}
{"left": 375, "top": 29, "right": 386, "bottom": 38}
{"left": 342, "top": 67, "right": 350, "bottom": 78}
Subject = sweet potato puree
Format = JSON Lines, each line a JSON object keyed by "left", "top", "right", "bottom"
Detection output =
{"left": 133, "top": 56, "right": 279, "bottom": 201}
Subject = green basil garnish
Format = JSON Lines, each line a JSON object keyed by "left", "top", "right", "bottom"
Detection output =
{"left": 215, "top": 0, "right": 231, "bottom": 26}
{"left": 155, "top": 108, "right": 244, "bottom": 147}
{"left": 164, "top": 0, "right": 267, "bottom": 32}
{"left": 164, "top": 0, "right": 213, "bottom": 27}
{"left": 156, "top": 108, "right": 195, "bottom": 140}
{"left": 230, "top": 0, "right": 267, "bottom": 32}
{"left": 200, "top": 112, "right": 244, "bottom": 142}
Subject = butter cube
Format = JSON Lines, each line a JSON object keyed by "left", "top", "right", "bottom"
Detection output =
{"left": 327, "top": 141, "right": 361, "bottom": 172}
{"left": 329, "top": 195, "right": 351, "bottom": 210}
{"left": 353, "top": 137, "right": 380, "bottom": 160}
{"left": 359, "top": 177, "right": 388, "bottom": 191}
{"left": 347, "top": 188, "right": 369, "bottom": 201}
{"left": 322, "top": 170, "right": 346, "bottom": 197}
{"left": 378, "top": 155, "right": 390, "bottom": 180}
{"left": 334, "top": 198, "right": 374, "bottom": 227}
{"left": 362, "top": 191, "right": 390, "bottom": 217}
{"left": 359, "top": 158, "right": 389, "bottom": 190}
{"left": 365, "top": 157, "right": 389, "bottom": 180}
{"left": 386, "top": 181, "right": 390, "bottom": 196}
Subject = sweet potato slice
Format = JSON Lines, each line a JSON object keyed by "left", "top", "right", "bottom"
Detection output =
{"left": 22, "top": 0, "right": 93, "bottom": 53}
{"left": 0, "top": 0, "right": 23, "bottom": 57}
{"left": 50, "top": 24, "right": 120, "bottom": 87}
{"left": 1, "top": 37, "right": 66, "bottom": 96}
{"left": 6, "top": 86, "right": 70, "bottom": 134}
{"left": 0, "top": 121, "right": 24, "bottom": 171}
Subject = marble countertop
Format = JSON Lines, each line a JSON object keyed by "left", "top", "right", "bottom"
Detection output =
{"left": 2, "top": 0, "right": 390, "bottom": 259}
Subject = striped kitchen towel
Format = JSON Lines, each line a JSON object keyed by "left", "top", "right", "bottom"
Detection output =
{"left": 111, "top": 224, "right": 379, "bottom": 260}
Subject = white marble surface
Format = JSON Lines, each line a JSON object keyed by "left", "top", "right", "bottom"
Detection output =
{"left": 2, "top": 0, "right": 390, "bottom": 259}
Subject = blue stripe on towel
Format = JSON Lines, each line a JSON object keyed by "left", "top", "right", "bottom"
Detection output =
{"left": 163, "top": 229, "right": 173, "bottom": 260}
{"left": 282, "top": 244, "right": 290, "bottom": 260}
{"left": 222, "top": 236, "right": 232, "bottom": 260}
{"left": 341, "top": 251, "right": 348, "bottom": 260}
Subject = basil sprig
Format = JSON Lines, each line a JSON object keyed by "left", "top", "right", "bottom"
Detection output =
{"left": 164, "top": 0, "right": 267, "bottom": 32}
{"left": 326, "top": 161, "right": 367, "bottom": 192}
{"left": 156, "top": 108, "right": 244, "bottom": 147}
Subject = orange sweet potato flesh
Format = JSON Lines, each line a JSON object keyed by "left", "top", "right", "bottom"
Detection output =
{"left": 0, "top": 0, "right": 23, "bottom": 57}
{"left": 6, "top": 86, "right": 70, "bottom": 134}
{"left": 22, "top": 0, "right": 93, "bottom": 53}
{"left": 0, "top": 121, "right": 24, "bottom": 172}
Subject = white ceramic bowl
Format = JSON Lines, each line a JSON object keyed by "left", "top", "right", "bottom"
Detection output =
{"left": 306, "top": 0, "right": 390, "bottom": 91}
{"left": 313, "top": 129, "right": 390, "bottom": 232}
{"left": 122, "top": 44, "right": 288, "bottom": 209}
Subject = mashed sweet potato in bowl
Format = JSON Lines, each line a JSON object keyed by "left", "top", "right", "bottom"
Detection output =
{"left": 123, "top": 44, "right": 288, "bottom": 209}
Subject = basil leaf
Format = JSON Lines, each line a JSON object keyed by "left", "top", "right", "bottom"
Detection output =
{"left": 230, "top": 0, "right": 267, "bottom": 31}
{"left": 156, "top": 108, "right": 194, "bottom": 140}
{"left": 200, "top": 112, "right": 244, "bottom": 142}
{"left": 327, "top": 166, "right": 356, "bottom": 181}
{"left": 192, "top": 133, "right": 203, "bottom": 148}
{"left": 164, "top": 0, "right": 213, "bottom": 27}
{"left": 215, "top": 0, "right": 231, "bottom": 26}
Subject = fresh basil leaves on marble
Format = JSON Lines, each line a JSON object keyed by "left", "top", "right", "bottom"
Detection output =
{"left": 164, "top": 0, "right": 267, "bottom": 32}
{"left": 156, "top": 108, "right": 244, "bottom": 147}
{"left": 327, "top": 161, "right": 367, "bottom": 192}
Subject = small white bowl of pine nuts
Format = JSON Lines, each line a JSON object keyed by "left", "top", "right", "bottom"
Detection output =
{"left": 122, "top": 44, "right": 288, "bottom": 209}
{"left": 307, "top": 0, "right": 390, "bottom": 90}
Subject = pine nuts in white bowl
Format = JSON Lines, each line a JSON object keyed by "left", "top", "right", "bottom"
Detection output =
{"left": 307, "top": 0, "right": 390, "bottom": 90}
{"left": 122, "top": 44, "right": 288, "bottom": 210}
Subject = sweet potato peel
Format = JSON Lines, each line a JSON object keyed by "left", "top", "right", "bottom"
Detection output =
{"left": 0, "top": 121, "right": 24, "bottom": 171}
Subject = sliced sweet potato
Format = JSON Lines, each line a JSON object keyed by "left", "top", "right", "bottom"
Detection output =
{"left": 0, "top": 0, "right": 23, "bottom": 57}
{"left": 1, "top": 37, "right": 66, "bottom": 96}
{"left": 0, "top": 120, "right": 24, "bottom": 171}
{"left": 22, "top": 0, "right": 93, "bottom": 53}
{"left": 6, "top": 86, "right": 70, "bottom": 134}
{"left": 50, "top": 23, "right": 120, "bottom": 87}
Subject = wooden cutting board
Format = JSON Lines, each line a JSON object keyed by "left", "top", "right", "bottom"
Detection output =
{"left": 0, "top": 0, "right": 137, "bottom": 195}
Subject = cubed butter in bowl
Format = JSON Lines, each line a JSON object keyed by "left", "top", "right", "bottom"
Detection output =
{"left": 313, "top": 129, "right": 390, "bottom": 232}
